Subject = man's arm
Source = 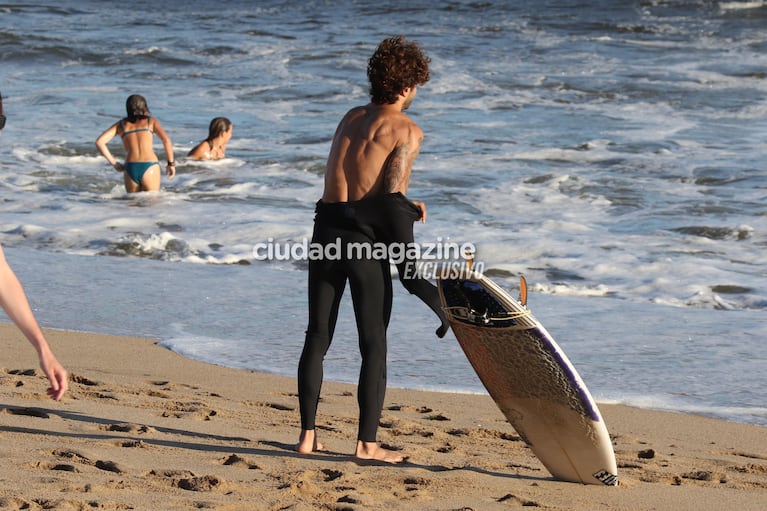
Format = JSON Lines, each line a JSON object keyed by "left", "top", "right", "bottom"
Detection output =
{"left": 383, "top": 125, "right": 423, "bottom": 194}
{"left": 383, "top": 124, "right": 426, "bottom": 221}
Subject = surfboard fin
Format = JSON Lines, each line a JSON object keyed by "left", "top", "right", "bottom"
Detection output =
{"left": 519, "top": 275, "right": 528, "bottom": 307}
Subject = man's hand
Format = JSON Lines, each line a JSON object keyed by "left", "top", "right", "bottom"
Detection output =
{"left": 412, "top": 200, "right": 427, "bottom": 222}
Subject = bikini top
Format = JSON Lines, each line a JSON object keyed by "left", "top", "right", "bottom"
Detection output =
{"left": 119, "top": 117, "right": 153, "bottom": 138}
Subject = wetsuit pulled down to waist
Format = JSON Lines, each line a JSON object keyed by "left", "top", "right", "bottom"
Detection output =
{"left": 343, "top": 192, "right": 450, "bottom": 338}
{"left": 124, "top": 161, "right": 159, "bottom": 185}
{"left": 312, "top": 199, "right": 360, "bottom": 231}
{"left": 300, "top": 199, "right": 393, "bottom": 442}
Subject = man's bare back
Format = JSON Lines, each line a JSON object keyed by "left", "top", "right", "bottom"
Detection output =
{"left": 322, "top": 89, "right": 422, "bottom": 204}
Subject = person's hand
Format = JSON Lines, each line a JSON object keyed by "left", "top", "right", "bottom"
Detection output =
{"left": 166, "top": 162, "right": 176, "bottom": 178}
{"left": 113, "top": 162, "right": 124, "bottom": 173}
{"left": 39, "top": 352, "right": 68, "bottom": 401}
{"left": 412, "top": 200, "right": 427, "bottom": 222}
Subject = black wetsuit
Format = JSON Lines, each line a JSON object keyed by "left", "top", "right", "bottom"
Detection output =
{"left": 347, "top": 192, "right": 449, "bottom": 338}
{"left": 298, "top": 200, "right": 393, "bottom": 442}
{"left": 298, "top": 193, "right": 448, "bottom": 443}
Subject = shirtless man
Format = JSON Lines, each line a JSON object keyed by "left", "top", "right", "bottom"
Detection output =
{"left": 296, "top": 36, "right": 431, "bottom": 463}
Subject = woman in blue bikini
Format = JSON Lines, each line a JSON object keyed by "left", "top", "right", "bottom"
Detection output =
{"left": 96, "top": 94, "right": 175, "bottom": 192}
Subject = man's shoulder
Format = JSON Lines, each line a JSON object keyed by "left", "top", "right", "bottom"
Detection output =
{"left": 344, "top": 105, "right": 369, "bottom": 118}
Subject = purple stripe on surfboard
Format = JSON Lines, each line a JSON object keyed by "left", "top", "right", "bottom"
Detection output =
{"left": 441, "top": 277, "right": 602, "bottom": 422}
{"left": 529, "top": 325, "right": 601, "bottom": 422}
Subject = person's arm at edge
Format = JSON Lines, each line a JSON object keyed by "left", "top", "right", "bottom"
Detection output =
{"left": 95, "top": 123, "right": 124, "bottom": 172}
{"left": 0, "top": 246, "right": 68, "bottom": 400}
{"left": 152, "top": 118, "right": 175, "bottom": 178}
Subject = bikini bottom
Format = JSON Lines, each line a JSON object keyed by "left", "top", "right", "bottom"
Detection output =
{"left": 124, "top": 161, "right": 159, "bottom": 185}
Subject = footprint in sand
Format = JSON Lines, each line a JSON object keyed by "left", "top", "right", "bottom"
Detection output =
{"left": 70, "top": 374, "right": 98, "bottom": 386}
{"left": 0, "top": 407, "right": 50, "bottom": 418}
{"left": 176, "top": 475, "right": 226, "bottom": 492}
{"left": 386, "top": 403, "right": 425, "bottom": 412}
{"left": 221, "top": 454, "right": 260, "bottom": 470}
{"left": 147, "top": 470, "right": 227, "bottom": 493}
{"left": 117, "top": 440, "right": 145, "bottom": 448}
{"left": 27, "top": 461, "right": 79, "bottom": 473}
{"left": 474, "top": 427, "right": 521, "bottom": 442}
{"left": 52, "top": 449, "right": 91, "bottom": 464}
{"left": 718, "top": 449, "right": 767, "bottom": 462}
{"left": 0, "top": 497, "right": 34, "bottom": 509}
{"left": 144, "top": 389, "right": 172, "bottom": 398}
{"left": 322, "top": 469, "right": 343, "bottom": 482}
{"left": 497, "top": 493, "right": 540, "bottom": 506}
{"left": 404, "top": 476, "right": 429, "bottom": 490}
{"left": 51, "top": 463, "right": 78, "bottom": 472}
{"left": 80, "top": 390, "right": 118, "bottom": 401}
{"left": 148, "top": 469, "right": 194, "bottom": 478}
{"left": 7, "top": 368, "right": 37, "bottom": 376}
{"left": 739, "top": 463, "right": 767, "bottom": 474}
{"left": 49, "top": 449, "right": 125, "bottom": 474}
{"left": 264, "top": 402, "right": 294, "bottom": 411}
{"left": 99, "top": 423, "right": 156, "bottom": 434}
{"left": 95, "top": 460, "right": 125, "bottom": 474}
{"left": 243, "top": 400, "right": 294, "bottom": 412}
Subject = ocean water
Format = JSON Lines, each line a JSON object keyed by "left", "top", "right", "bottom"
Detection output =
{"left": 1, "top": 0, "right": 765, "bottom": 426}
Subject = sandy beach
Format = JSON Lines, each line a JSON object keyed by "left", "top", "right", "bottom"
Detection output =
{"left": 0, "top": 324, "right": 765, "bottom": 511}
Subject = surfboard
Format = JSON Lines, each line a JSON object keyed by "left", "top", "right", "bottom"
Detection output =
{"left": 437, "top": 270, "right": 618, "bottom": 485}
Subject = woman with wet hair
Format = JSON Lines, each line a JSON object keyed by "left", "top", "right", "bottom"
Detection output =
{"left": 96, "top": 94, "right": 175, "bottom": 192}
{"left": 188, "top": 117, "right": 233, "bottom": 160}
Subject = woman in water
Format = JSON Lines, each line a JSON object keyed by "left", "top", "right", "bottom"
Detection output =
{"left": 188, "top": 117, "right": 233, "bottom": 160}
{"left": 96, "top": 94, "right": 175, "bottom": 192}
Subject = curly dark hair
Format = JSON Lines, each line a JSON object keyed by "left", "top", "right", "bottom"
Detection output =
{"left": 367, "top": 35, "right": 431, "bottom": 105}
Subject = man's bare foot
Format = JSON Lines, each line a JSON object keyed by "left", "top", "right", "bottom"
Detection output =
{"left": 354, "top": 440, "right": 406, "bottom": 464}
{"left": 295, "top": 429, "right": 324, "bottom": 454}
